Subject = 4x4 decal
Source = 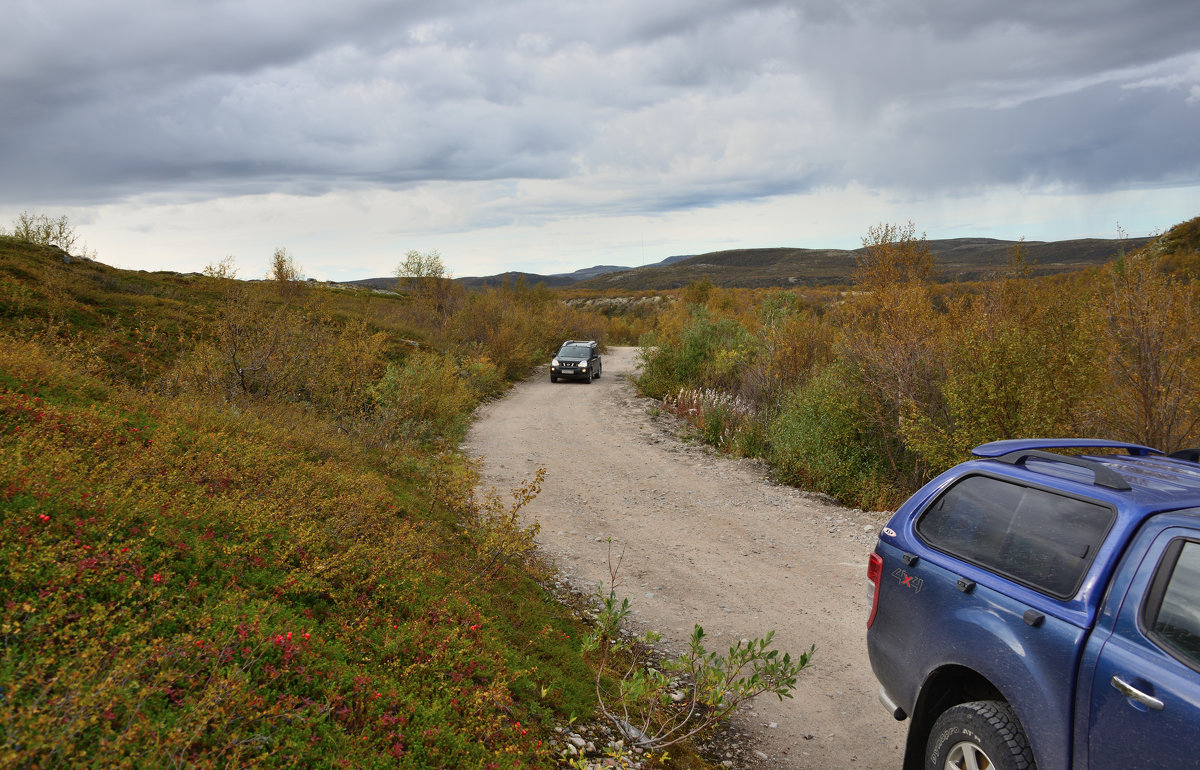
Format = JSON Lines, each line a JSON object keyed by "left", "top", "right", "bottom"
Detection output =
{"left": 892, "top": 568, "right": 924, "bottom": 594}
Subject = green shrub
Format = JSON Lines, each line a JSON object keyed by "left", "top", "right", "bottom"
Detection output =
{"left": 661, "top": 386, "right": 764, "bottom": 457}
{"left": 636, "top": 309, "right": 753, "bottom": 399}
{"left": 768, "top": 363, "right": 906, "bottom": 509}
{"left": 584, "top": 559, "right": 812, "bottom": 756}
{"left": 370, "top": 351, "right": 478, "bottom": 445}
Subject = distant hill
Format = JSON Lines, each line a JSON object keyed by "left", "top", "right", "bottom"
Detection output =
{"left": 453, "top": 271, "right": 578, "bottom": 290}
{"left": 337, "top": 237, "right": 1150, "bottom": 293}
{"left": 338, "top": 276, "right": 399, "bottom": 292}
{"left": 573, "top": 237, "right": 1152, "bottom": 290}
{"left": 336, "top": 254, "right": 693, "bottom": 292}
{"left": 551, "top": 264, "right": 629, "bottom": 281}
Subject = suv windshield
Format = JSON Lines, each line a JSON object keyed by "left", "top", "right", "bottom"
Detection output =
{"left": 558, "top": 346, "right": 590, "bottom": 359}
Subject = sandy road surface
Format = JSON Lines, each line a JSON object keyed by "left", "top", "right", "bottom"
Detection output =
{"left": 463, "top": 347, "right": 906, "bottom": 768}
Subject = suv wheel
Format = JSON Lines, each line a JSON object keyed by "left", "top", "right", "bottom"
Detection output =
{"left": 925, "top": 701, "right": 1035, "bottom": 770}
{"left": 550, "top": 374, "right": 558, "bottom": 383}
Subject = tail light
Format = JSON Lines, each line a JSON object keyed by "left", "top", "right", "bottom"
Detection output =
{"left": 867, "top": 552, "right": 883, "bottom": 629}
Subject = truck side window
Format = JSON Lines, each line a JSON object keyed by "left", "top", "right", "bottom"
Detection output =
{"left": 916, "top": 475, "right": 1114, "bottom": 598}
{"left": 1145, "top": 540, "right": 1200, "bottom": 669}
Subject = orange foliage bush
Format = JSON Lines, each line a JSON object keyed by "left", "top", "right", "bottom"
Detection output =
{"left": 638, "top": 220, "right": 1200, "bottom": 509}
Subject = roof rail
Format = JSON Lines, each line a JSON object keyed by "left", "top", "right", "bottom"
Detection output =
{"left": 972, "top": 439, "right": 1161, "bottom": 458}
{"left": 1170, "top": 448, "right": 1200, "bottom": 463}
{"left": 987, "top": 449, "right": 1130, "bottom": 490}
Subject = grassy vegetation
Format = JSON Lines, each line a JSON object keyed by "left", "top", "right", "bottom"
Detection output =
{"left": 637, "top": 216, "right": 1200, "bottom": 510}
{"left": 0, "top": 235, "right": 699, "bottom": 767}
{"left": 7, "top": 209, "right": 1185, "bottom": 763}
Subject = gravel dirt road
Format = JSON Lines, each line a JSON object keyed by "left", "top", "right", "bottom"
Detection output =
{"left": 463, "top": 347, "right": 907, "bottom": 768}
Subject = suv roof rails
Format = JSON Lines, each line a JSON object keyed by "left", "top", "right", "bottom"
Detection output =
{"left": 1169, "top": 448, "right": 1200, "bottom": 463}
{"left": 972, "top": 439, "right": 1161, "bottom": 458}
{"left": 972, "top": 439, "right": 1165, "bottom": 492}
{"left": 992, "top": 449, "right": 1131, "bottom": 490}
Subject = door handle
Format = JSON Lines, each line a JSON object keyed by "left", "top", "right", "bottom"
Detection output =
{"left": 1111, "top": 675, "right": 1165, "bottom": 711}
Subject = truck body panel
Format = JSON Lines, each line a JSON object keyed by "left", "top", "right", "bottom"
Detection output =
{"left": 867, "top": 444, "right": 1200, "bottom": 769}
{"left": 1076, "top": 516, "right": 1200, "bottom": 769}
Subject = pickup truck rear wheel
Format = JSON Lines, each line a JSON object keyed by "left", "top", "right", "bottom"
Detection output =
{"left": 926, "top": 700, "right": 1036, "bottom": 770}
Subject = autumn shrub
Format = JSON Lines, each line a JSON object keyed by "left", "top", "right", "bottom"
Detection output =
{"left": 303, "top": 318, "right": 390, "bottom": 425}
{"left": 6, "top": 211, "right": 85, "bottom": 254}
{"left": 393, "top": 249, "right": 466, "bottom": 326}
{"left": 601, "top": 304, "right": 659, "bottom": 345}
{"left": 165, "top": 285, "right": 393, "bottom": 432}
{"left": 835, "top": 282, "right": 946, "bottom": 489}
{"left": 168, "top": 286, "right": 316, "bottom": 401}
{"left": 459, "top": 354, "right": 507, "bottom": 400}
{"left": 738, "top": 293, "right": 833, "bottom": 408}
{"left": 370, "top": 350, "right": 480, "bottom": 445}
{"left": 768, "top": 363, "right": 908, "bottom": 510}
{"left": 458, "top": 465, "right": 544, "bottom": 585}
{"left": 268, "top": 246, "right": 305, "bottom": 299}
{"left": 902, "top": 273, "right": 1102, "bottom": 471}
{"left": 636, "top": 308, "right": 754, "bottom": 400}
{"left": 1156, "top": 215, "right": 1200, "bottom": 278}
{"left": 1087, "top": 252, "right": 1200, "bottom": 451}
{"left": 585, "top": 561, "right": 812, "bottom": 754}
{"left": 444, "top": 280, "right": 602, "bottom": 380}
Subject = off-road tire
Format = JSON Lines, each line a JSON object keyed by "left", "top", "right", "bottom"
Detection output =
{"left": 551, "top": 374, "right": 558, "bottom": 383}
{"left": 926, "top": 701, "right": 1036, "bottom": 770}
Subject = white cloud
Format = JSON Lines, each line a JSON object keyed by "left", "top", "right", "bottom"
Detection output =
{"left": 1, "top": 0, "right": 1197, "bottom": 276}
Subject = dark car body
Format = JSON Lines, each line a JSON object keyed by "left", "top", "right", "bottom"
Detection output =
{"left": 550, "top": 340, "right": 601, "bottom": 383}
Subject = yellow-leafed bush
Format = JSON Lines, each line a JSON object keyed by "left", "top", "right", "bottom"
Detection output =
{"left": 370, "top": 351, "right": 480, "bottom": 445}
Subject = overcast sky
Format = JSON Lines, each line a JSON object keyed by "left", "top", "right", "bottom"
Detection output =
{"left": 2, "top": 0, "right": 1199, "bottom": 280}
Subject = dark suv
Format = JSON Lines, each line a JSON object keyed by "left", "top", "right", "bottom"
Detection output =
{"left": 550, "top": 340, "right": 601, "bottom": 383}
{"left": 867, "top": 438, "right": 1200, "bottom": 770}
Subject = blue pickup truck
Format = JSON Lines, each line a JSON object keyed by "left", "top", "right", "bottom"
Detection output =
{"left": 866, "top": 439, "right": 1200, "bottom": 769}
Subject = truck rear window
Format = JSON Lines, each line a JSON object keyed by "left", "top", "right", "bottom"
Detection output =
{"left": 916, "top": 475, "right": 1114, "bottom": 598}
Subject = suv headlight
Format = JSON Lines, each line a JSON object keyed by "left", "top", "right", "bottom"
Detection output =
{"left": 551, "top": 358, "right": 560, "bottom": 366}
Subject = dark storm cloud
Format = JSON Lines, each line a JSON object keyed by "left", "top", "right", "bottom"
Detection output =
{"left": 848, "top": 81, "right": 1200, "bottom": 192}
{"left": 1, "top": 0, "right": 1197, "bottom": 208}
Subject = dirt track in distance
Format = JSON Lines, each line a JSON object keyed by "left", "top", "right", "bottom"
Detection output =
{"left": 463, "top": 347, "right": 906, "bottom": 768}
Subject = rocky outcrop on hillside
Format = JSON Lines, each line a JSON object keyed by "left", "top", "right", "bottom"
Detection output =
{"left": 563, "top": 295, "right": 672, "bottom": 311}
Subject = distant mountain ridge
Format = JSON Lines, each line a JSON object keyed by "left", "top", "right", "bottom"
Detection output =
{"left": 337, "top": 236, "right": 1149, "bottom": 292}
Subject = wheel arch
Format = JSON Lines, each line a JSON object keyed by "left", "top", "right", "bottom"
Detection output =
{"left": 903, "top": 665, "right": 1007, "bottom": 770}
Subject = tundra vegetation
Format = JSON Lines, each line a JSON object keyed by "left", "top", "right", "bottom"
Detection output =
{"left": 4, "top": 210, "right": 1197, "bottom": 765}
{"left": 640, "top": 215, "right": 1200, "bottom": 511}
{"left": 0, "top": 226, "right": 785, "bottom": 768}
